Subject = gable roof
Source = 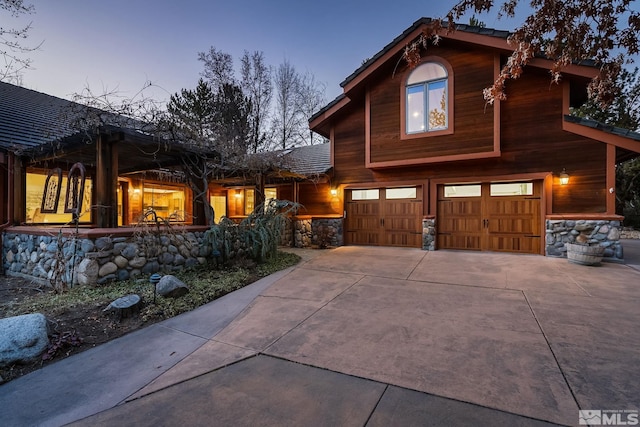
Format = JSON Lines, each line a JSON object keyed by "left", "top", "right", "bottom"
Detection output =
{"left": 340, "top": 18, "right": 511, "bottom": 90}
{"left": 310, "top": 17, "right": 599, "bottom": 134}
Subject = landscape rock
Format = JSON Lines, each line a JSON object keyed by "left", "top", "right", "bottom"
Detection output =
{"left": 156, "top": 275, "right": 189, "bottom": 298}
{"left": 103, "top": 294, "right": 142, "bottom": 319}
{"left": 98, "top": 262, "right": 118, "bottom": 277}
{"left": 0, "top": 313, "right": 50, "bottom": 367}
{"left": 76, "top": 258, "right": 99, "bottom": 286}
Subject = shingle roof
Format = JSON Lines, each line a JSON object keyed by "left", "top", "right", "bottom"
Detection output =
{"left": 0, "top": 82, "right": 80, "bottom": 151}
{"left": 0, "top": 82, "right": 151, "bottom": 155}
{"left": 278, "top": 143, "right": 331, "bottom": 176}
{"left": 564, "top": 115, "right": 640, "bottom": 142}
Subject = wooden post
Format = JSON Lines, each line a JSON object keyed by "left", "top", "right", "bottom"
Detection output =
{"left": 95, "top": 133, "right": 119, "bottom": 228}
{"left": 12, "top": 155, "right": 25, "bottom": 225}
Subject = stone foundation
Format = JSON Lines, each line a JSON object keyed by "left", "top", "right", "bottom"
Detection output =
{"left": 2, "top": 230, "right": 213, "bottom": 287}
{"left": 545, "top": 219, "right": 623, "bottom": 262}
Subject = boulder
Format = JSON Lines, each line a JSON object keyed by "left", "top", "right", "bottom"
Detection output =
{"left": 156, "top": 275, "right": 189, "bottom": 298}
{"left": 76, "top": 258, "right": 99, "bottom": 286}
{"left": 103, "top": 294, "right": 142, "bottom": 320}
{"left": 0, "top": 313, "right": 50, "bottom": 366}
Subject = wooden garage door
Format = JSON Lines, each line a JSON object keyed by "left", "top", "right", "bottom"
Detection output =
{"left": 346, "top": 187, "right": 423, "bottom": 247}
{"left": 437, "top": 182, "right": 542, "bottom": 254}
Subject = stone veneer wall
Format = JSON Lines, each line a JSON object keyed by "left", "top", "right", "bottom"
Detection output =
{"left": 422, "top": 218, "right": 436, "bottom": 251}
{"left": 2, "top": 231, "right": 214, "bottom": 286}
{"left": 281, "top": 218, "right": 344, "bottom": 248}
{"left": 545, "top": 219, "right": 623, "bottom": 261}
{"left": 311, "top": 218, "right": 344, "bottom": 248}
{"left": 3, "top": 218, "right": 347, "bottom": 286}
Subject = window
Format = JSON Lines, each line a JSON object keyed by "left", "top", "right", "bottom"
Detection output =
{"left": 406, "top": 62, "right": 448, "bottom": 134}
{"left": 351, "top": 189, "right": 380, "bottom": 200}
{"left": 265, "top": 188, "right": 277, "bottom": 206}
{"left": 210, "top": 195, "right": 227, "bottom": 223}
{"left": 26, "top": 172, "right": 93, "bottom": 224}
{"left": 245, "top": 187, "right": 277, "bottom": 214}
{"left": 245, "top": 189, "right": 255, "bottom": 214}
{"left": 490, "top": 182, "right": 534, "bottom": 196}
{"left": 444, "top": 184, "right": 481, "bottom": 198}
{"left": 386, "top": 187, "right": 417, "bottom": 199}
{"left": 143, "top": 184, "right": 186, "bottom": 222}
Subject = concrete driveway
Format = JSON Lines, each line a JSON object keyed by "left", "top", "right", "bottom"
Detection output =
{"left": 3, "top": 244, "right": 639, "bottom": 426}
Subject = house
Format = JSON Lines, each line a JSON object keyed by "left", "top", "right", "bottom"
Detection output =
{"left": 309, "top": 17, "right": 640, "bottom": 259}
{"left": 0, "top": 82, "right": 333, "bottom": 283}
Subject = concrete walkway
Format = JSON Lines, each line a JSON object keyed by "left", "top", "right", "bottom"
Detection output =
{"left": 2, "top": 244, "right": 640, "bottom": 426}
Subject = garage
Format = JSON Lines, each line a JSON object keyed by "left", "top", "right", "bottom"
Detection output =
{"left": 345, "top": 187, "right": 423, "bottom": 247}
{"left": 437, "top": 181, "right": 542, "bottom": 254}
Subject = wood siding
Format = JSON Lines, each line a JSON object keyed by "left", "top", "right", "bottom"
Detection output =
{"left": 298, "top": 182, "right": 342, "bottom": 216}
{"left": 330, "top": 61, "right": 607, "bottom": 215}
{"left": 369, "top": 44, "right": 495, "bottom": 163}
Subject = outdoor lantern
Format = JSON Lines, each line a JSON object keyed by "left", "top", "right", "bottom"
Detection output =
{"left": 559, "top": 168, "right": 570, "bottom": 185}
{"left": 330, "top": 188, "right": 338, "bottom": 197}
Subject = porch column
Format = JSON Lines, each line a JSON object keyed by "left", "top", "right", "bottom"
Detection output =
{"left": 12, "top": 155, "right": 25, "bottom": 225}
{"left": 95, "top": 134, "right": 119, "bottom": 228}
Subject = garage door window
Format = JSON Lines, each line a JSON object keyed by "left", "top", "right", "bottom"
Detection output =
{"left": 386, "top": 187, "right": 417, "bottom": 199}
{"left": 351, "top": 189, "right": 380, "bottom": 200}
{"left": 490, "top": 182, "right": 533, "bottom": 196}
{"left": 444, "top": 184, "right": 481, "bottom": 198}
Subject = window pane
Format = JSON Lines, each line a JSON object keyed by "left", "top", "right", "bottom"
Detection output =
{"left": 265, "top": 188, "right": 277, "bottom": 202}
{"left": 143, "top": 184, "right": 186, "bottom": 222}
{"left": 407, "top": 63, "right": 447, "bottom": 85}
{"left": 245, "top": 189, "right": 255, "bottom": 214}
{"left": 406, "top": 85, "right": 425, "bottom": 133}
{"left": 490, "top": 182, "right": 533, "bottom": 196}
{"left": 444, "top": 185, "right": 481, "bottom": 198}
{"left": 428, "top": 80, "right": 447, "bottom": 130}
{"left": 386, "top": 187, "right": 417, "bottom": 199}
{"left": 210, "top": 195, "right": 227, "bottom": 223}
{"left": 26, "top": 173, "right": 92, "bottom": 224}
{"left": 351, "top": 189, "right": 380, "bottom": 200}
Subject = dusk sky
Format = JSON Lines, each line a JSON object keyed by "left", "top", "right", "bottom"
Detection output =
{"left": 18, "top": 1, "right": 531, "bottom": 105}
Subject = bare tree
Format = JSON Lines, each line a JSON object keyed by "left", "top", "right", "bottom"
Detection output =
{"left": 0, "top": 0, "right": 39, "bottom": 83}
{"left": 403, "top": 0, "right": 639, "bottom": 107}
{"left": 241, "top": 50, "right": 273, "bottom": 153}
{"left": 296, "top": 71, "right": 327, "bottom": 145}
{"left": 272, "top": 59, "right": 300, "bottom": 150}
{"left": 198, "top": 46, "right": 235, "bottom": 90}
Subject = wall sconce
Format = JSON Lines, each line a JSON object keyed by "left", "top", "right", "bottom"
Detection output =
{"left": 133, "top": 188, "right": 141, "bottom": 194}
{"left": 234, "top": 191, "right": 242, "bottom": 199}
{"left": 559, "top": 168, "right": 570, "bottom": 185}
{"left": 330, "top": 188, "right": 338, "bottom": 197}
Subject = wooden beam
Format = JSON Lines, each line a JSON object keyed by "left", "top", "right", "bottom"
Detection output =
{"left": 607, "top": 144, "right": 616, "bottom": 215}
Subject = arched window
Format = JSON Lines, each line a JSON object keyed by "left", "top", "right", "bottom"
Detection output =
{"left": 406, "top": 62, "right": 448, "bottom": 134}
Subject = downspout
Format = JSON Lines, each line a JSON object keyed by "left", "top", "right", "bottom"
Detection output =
{"left": 1, "top": 153, "right": 15, "bottom": 275}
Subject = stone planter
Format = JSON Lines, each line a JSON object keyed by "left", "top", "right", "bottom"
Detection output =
{"left": 566, "top": 243, "right": 605, "bottom": 266}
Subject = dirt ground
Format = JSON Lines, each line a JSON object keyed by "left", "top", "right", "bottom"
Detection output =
{"left": 0, "top": 275, "right": 146, "bottom": 384}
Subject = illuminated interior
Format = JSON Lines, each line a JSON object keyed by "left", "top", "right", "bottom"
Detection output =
{"left": 142, "top": 183, "right": 186, "bottom": 222}
{"left": 26, "top": 172, "right": 93, "bottom": 224}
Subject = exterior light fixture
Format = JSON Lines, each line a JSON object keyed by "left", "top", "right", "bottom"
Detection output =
{"left": 559, "top": 168, "right": 570, "bottom": 185}
{"left": 234, "top": 191, "right": 242, "bottom": 199}
{"left": 330, "top": 188, "right": 338, "bottom": 197}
